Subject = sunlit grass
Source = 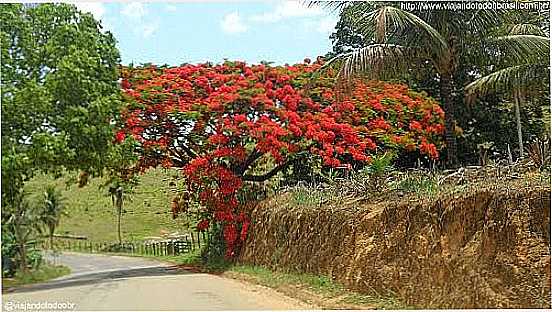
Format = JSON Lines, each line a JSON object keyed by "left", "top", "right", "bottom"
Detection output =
{"left": 24, "top": 168, "right": 194, "bottom": 242}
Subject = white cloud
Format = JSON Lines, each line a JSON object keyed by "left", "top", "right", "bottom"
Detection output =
{"left": 119, "top": 3, "right": 157, "bottom": 38}
{"left": 221, "top": 12, "right": 247, "bottom": 34}
{"left": 121, "top": 2, "right": 146, "bottom": 19}
{"left": 72, "top": 2, "right": 105, "bottom": 20}
{"left": 251, "top": 1, "right": 323, "bottom": 23}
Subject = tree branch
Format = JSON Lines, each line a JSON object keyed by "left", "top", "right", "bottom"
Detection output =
{"left": 234, "top": 149, "right": 263, "bottom": 175}
{"left": 242, "top": 160, "right": 292, "bottom": 182}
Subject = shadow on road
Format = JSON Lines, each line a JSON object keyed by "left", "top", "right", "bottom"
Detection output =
{"left": 4, "top": 265, "right": 192, "bottom": 294}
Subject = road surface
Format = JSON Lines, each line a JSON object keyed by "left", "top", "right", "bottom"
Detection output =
{"left": 2, "top": 252, "right": 312, "bottom": 311}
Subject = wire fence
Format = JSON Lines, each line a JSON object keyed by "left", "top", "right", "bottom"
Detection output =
{"left": 40, "top": 230, "right": 210, "bottom": 256}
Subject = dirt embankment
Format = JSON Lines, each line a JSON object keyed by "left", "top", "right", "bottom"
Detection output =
{"left": 239, "top": 182, "right": 551, "bottom": 308}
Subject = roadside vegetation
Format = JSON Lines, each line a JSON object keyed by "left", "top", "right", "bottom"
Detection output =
{"left": 224, "top": 265, "right": 409, "bottom": 310}
{"left": 2, "top": 264, "right": 70, "bottom": 290}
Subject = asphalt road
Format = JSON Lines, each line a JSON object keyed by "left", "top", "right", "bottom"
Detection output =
{"left": 2, "top": 252, "right": 311, "bottom": 311}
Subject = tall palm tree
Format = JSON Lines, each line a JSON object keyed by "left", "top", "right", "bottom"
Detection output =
{"left": 319, "top": 2, "right": 504, "bottom": 167}
{"left": 465, "top": 25, "right": 550, "bottom": 158}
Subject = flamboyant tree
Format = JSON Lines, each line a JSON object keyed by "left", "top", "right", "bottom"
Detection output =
{"left": 117, "top": 59, "right": 444, "bottom": 257}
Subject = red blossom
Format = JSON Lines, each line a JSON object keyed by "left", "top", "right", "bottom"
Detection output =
{"left": 197, "top": 219, "right": 210, "bottom": 231}
{"left": 223, "top": 223, "right": 238, "bottom": 245}
{"left": 114, "top": 130, "right": 126, "bottom": 143}
{"left": 240, "top": 219, "right": 250, "bottom": 241}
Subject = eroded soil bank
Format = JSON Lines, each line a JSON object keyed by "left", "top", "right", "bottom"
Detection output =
{"left": 240, "top": 179, "right": 551, "bottom": 308}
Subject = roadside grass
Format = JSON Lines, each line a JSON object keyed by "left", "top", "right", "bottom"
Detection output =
{"left": 2, "top": 264, "right": 70, "bottom": 290}
{"left": 24, "top": 168, "right": 195, "bottom": 242}
{"left": 224, "top": 265, "right": 411, "bottom": 310}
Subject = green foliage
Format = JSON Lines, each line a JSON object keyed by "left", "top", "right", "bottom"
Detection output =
{"left": 291, "top": 185, "right": 325, "bottom": 206}
{"left": 287, "top": 154, "right": 397, "bottom": 207}
{"left": 39, "top": 185, "right": 66, "bottom": 245}
{"left": 395, "top": 173, "right": 438, "bottom": 195}
{"left": 1, "top": 230, "right": 17, "bottom": 277}
{"left": 456, "top": 96, "right": 547, "bottom": 162}
{"left": 1, "top": 3, "right": 121, "bottom": 275}
{"left": 365, "top": 153, "right": 396, "bottom": 174}
{"left": 1, "top": 3, "right": 121, "bottom": 186}
{"left": 201, "top": 223, "right": 230, "bottom": 267}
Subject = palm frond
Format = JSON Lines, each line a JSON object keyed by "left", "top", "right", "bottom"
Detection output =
{"left": 306, "top": 1, "right": 351, "bottom": 12}
{"left": 509, "top": 23, "right": 546, "bottom": 36}
{"left": 493, "top": 34, "right": 550, "bottom": 61}
{"left": 351, "top": 6, "right": 448, "bottom": 54}
{"left": 331, "top": 44, "right": 424, "bottom": 82}
{"left": 465, "top": 63, "right": 549, "bottom": 97}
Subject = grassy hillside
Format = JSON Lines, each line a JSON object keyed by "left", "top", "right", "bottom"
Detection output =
{"left": 24, "top": 168, "right": 195, "bottom": 242}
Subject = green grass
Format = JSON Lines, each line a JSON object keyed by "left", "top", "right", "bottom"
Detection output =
{"left": 226, "top": 265, "right": 411, "bottom": 310}
{"left": 2, "top": 264, "right": 71, "bottom": 289}
{"left": 24, "top": 168, "right": 195, "bottom": 242}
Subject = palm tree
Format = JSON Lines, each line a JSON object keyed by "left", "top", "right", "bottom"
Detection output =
{"left": 319, "top": 2, "right": 504, "bottom": 167}
{"left": 104, "top": 138, "right": 138, "bottom": 247}
{"left": 465, "top": 25, "right": 550, "bottom": 159}
{"left": 109, "top": 183, "right": 125, "bottom": 246}
{"left": 40, "top": 185, "right": 66, "bottom": 249}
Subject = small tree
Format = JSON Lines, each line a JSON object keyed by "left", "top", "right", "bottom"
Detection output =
{"left": 104, "top": 137, "right": 139, "bottom": 246}
{"left": 4, "top": 192, "right": 42, "bottom": 273}
{"left": 39, "top": 185, "right": 66, "bottom": 249}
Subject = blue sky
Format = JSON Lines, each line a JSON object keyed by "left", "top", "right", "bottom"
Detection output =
{"left": 72, "top": 1, "right": 339, "bottom": 66}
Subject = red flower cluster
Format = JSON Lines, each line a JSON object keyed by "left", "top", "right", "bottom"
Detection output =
{"left": 117, "top": 59, "right": 444, "bottom": 257}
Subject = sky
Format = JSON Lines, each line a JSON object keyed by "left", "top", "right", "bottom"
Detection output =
{"left": 71, "top": 1, "right": 339, "bottom": 66}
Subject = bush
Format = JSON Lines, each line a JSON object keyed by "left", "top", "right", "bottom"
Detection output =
{"left": 1, "top": 228, "right": 43, "bottom": 277}
{"left": 201, "top": 223, "right": 229, "bottom": 267}
{"left": 1, "top": 229, "right": 17, "bottom": 277}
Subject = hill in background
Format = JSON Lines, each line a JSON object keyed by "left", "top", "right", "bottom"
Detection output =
{"left": 24, "top": 168, "right": 194, "bottom": 242}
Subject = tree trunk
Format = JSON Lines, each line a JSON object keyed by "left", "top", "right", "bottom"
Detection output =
{"left": 440, "top": 73, "right": 458, "bottom": 167}
{"left": 116, "top": 191, "right": 123, "bottom": 246}
{"left": 19, "top": 241, "right": 28, "bottom": 273}
{"left": 514, "top": 90, "right": 524, "bottom": 159}
{"left": 49, "top": 225, "right": 55, "bottom": 250}
{"left": 14, "top": 223, "right": 28, "bottom": 273}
